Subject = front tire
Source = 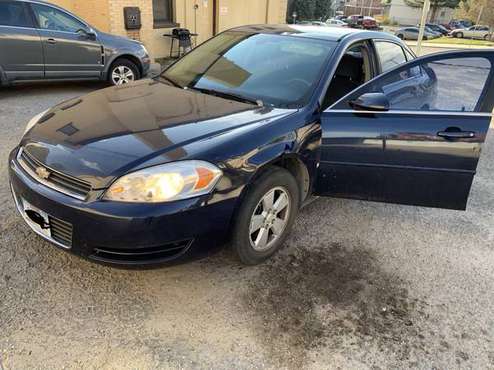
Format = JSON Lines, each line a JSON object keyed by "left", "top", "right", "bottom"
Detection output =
{"left": 231, "top": 167, "right": 300, "bottom": 265}
{"left": 397, "top": 34, "right": 404, "bottom": 40}
{"left": 109, "top": 58, "right": 140, "bottom": 86}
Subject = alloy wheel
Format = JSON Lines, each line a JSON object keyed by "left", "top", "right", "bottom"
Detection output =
{"left": 111, "top": 66, "right": 135, "bottom": 85}
{"left": 249, "top": 186, "right": 291, "bottom": 252}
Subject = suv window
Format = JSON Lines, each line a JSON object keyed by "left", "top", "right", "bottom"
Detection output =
{"left": 0, "top": 1, "right": 33, "bottom": 28}
{"left": 31, "top": 3, "right": 87, "bottom": 33}
{"left": 374, "top": 41, "right": 407, "bottom": 73}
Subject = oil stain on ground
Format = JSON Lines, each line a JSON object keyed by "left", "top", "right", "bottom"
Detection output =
{"left": 243, "top": 242, "right": 430, "bottom": 368}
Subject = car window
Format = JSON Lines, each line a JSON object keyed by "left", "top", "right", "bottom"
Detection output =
{"left": 374, "top": 41, "right": 407, "bottom": 73}
{"left": 332, "top": 56, "right": 492, "bottom": 112}
{"left": 31, "top": 3, "right": 87, "bottom": 33}
{"left": 162, "top": 32, "right": 336, "bottom": 108}
{"left": 321, "top": 42, "right": 372, "bottom": 109}
{"left": 0, "top": 1, "right": 33, "bottom": 28}
{"left": 404, "top": 48, "right": 415, "bottom": 61}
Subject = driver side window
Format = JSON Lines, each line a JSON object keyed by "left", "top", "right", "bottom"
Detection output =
{"left": 32, "top": 4, "right": 87, "bottom": 33}
{"left": 332, "top": 56, "right": 492, "bottom": 112}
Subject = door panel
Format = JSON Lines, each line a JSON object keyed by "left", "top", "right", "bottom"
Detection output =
{"left": 0, "top": 26, "right": 43, "bottom": 80}
{"left": 316, "top": 51, "right": 494, "bottom": 210}
{"left": 317, "top": 112, "right": 490, "bottom": 210}
{"left": 0, "top": 1, "right": 43, "bottom": 80}
{"left": 30, "top": 3, "right": 102, "bottom": 78}
{"left": 37, "top": 29, "right": 102, "bottom": 78}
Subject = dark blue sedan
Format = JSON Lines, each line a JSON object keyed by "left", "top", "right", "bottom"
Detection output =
{"left": 9, "top": 25, "right": 494, "bottom": 266}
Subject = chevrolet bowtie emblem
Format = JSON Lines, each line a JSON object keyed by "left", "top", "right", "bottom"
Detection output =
{"left": 36, "top": 166, "right": 50, "bottom": 180}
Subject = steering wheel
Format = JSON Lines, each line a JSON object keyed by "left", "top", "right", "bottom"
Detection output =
{"left": 286, "top": 78, "right": 311, "bottom": 90}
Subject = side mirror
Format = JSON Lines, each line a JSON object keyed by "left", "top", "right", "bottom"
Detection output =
{"left": 76, "top": 28, "right": 97, "bottom": 40}
{"left": 349, "top": 92, "right": 390, "bottom": 112}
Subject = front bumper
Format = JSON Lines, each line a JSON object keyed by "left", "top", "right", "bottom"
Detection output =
{"left": 8, "top": 149, "right": 236, "bottom": 266}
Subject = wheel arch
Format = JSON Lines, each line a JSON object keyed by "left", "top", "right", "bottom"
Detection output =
{"left": 105, "top": 53, "right": 143, "bottom": 78}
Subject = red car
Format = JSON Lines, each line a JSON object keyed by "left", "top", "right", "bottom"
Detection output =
{"left": 347, "top": 15, "right": 379, "bottom": 30}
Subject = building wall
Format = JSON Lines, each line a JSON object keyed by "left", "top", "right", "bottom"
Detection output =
{"left": 48, "top": 0, "right": 111, "bottom": 32}
{"left": 45, "top": 0, "right": 288, "bottom": 60}
{"left": 388, "top": 0, "right": 454, "bottom": 25}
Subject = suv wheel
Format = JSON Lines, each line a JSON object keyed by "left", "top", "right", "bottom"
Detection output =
{"left": 109, "top": 59, "right": 140, "bottom": 86}
{"left": 231, "top": 167, "right": 300, "bottom": 265}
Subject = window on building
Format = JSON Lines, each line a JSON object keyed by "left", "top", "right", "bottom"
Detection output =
{"left": 153, "top": 0, "right": 175, "bottom": 28}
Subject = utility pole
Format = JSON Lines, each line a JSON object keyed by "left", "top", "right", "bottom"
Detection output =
{"left": 476, "top": 4, "right": 484, "bottom": 25}
{"left": 416, "top": 0, "right": 431, "bottom": 56}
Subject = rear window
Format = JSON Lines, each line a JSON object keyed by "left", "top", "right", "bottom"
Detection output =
{"left": 0, "top": 1, "right": 33, "bottom": 28}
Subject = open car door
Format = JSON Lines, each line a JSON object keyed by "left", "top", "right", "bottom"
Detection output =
{"left": 315, "top": 51, "right": 494, "bottom": 210}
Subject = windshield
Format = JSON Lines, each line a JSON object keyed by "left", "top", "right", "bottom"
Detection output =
{"left": 160, "top": 31, "right": 336, "bottom": 108}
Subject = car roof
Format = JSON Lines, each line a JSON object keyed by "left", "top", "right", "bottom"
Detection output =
{"left": 229, "top": 24, "right": 397, "bottom": 43}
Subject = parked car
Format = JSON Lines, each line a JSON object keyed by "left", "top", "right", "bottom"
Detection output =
{"left": 0, "top": 0, "right": 151, "bottom": 86}
{"left": 326, "top": 18, "right": 348, "bottom": 27}
{"left": 334, "top": 15, "right": 347, "bottom": 22}
{"left": 9, "top": 25, "right": 494, "bottom": 266}
{"left": 298, "top": 20, "right": 329, "bottom": 27}
{"left": 346, "top": 15, "right": 379, "bottom": 30}
{"left": 448, "top": 19, "right": 473, "bottom": 30}
{"left": 424, "top": 23, "right": 449, "bottom": 36}
{"left": 395, "top": 27, "right": 438, "bottom": 40}
{"left": 450, "top": 25, "right": 491, "bottom": 40}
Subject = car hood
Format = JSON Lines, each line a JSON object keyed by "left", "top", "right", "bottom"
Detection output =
{"left": 21, "top": 80, "right": 295, "bottom": 189}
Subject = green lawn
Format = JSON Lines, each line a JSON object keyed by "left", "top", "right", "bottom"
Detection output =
{"left": 427, "top": 37, "right": 494, "bottom": 47}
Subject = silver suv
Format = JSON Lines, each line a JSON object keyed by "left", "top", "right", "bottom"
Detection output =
{"left": 0, "top": 0, "right": 151, "bottom": 86}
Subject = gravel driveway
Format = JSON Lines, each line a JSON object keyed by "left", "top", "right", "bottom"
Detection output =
{"left": 1, "top": 82, "right": 493, "bottom": 370}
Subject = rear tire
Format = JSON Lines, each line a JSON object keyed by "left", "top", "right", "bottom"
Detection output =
{"left": 231, "top": 167, "right": 300, "bottom": 265}
{"left": 109, "top": 58, "right": 140, "bottom": 86}
{"left": 397, "top": 34, "right": 404, "bottom": 40}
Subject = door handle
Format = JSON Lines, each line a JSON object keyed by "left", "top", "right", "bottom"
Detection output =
{"left": 46, "top": 38, "right": 57, "bottom": 44}
{"left": 437, "top": 130, "right": 475, "bottom": 139}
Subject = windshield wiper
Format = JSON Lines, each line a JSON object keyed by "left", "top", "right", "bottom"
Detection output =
{"left": 190, "top": 87, "right": 263, "bottom": 107}
{"left": 158, "top": 75, "right": 183, "bottom": 89}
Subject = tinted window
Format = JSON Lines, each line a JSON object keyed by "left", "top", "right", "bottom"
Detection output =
{"left": 335, "top": 56, "right": 492, "bottom": 112}
{"left": 375, "top": 41, "right": 407, "bottom": 72}
{"left": 32, "top": 4, "right": 87, "bottom": 32}
{"left": 162, "top": 32, "right": 335, "bottom": 108}
{"left": 0, "top": 1, "right": 32, "bottom": 27}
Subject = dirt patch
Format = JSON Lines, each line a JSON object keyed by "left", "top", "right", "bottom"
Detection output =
{"left": 243, "top": 242, "right": 429, "bottom": 368}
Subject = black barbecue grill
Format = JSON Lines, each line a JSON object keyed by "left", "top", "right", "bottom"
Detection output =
{"left": 163, "top": 28, "right": 198, "bottom": 58}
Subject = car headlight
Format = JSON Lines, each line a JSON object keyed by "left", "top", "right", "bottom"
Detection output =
{"left": 24, "top": 109, "right": 49, "bottom": 135}
{"left": 140, "top": 44, "right": 149, "bottom": 56}
{"left": 104, "top": 161, "right": 222, "bottom": 203}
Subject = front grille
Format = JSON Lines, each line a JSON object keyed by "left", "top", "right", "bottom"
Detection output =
{"left": 49, "top": 216, "right": 73, "bottom": 247}
{"left": 90, "top": 240, "right": 192, "bottom": 264}
{"left": 18, "top": 149, "right": 91, "bottom": 200}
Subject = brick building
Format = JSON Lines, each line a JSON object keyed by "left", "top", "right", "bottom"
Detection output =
{"left": 49, "top": 0, "right": 288, "bottom": 60}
